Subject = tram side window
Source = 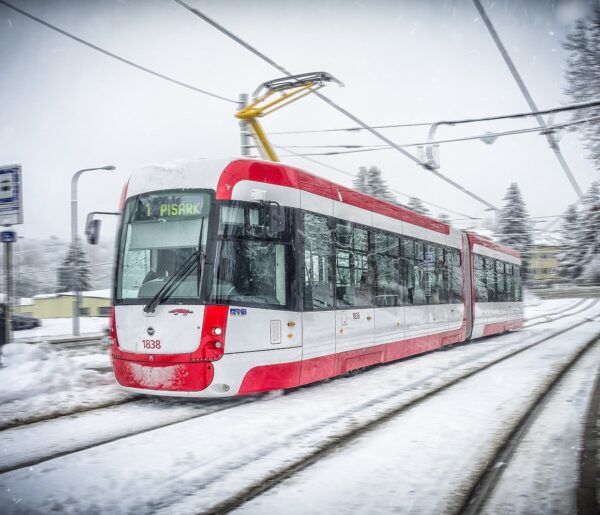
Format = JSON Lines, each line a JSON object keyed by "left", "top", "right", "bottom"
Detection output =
{"left": 474, "top": 254, "right": 488, "bottom": 302}
{"left": 449, "top": 248, "right": 463, "bottom": 302}
{"left": 374, "top": 231, "right": 403, "bottom": 306}
{"left": 302, "top": 212, "right": 334, "bottom": 310}
{"left": 485, "top": 258, "right": 497, "bottom": 302}
{"left": 428, "top": 245, "right": 448, "bottom": 304}
{"left": 505, "top": 264, "right": 515, "bottom": 302}
{"left": 515, "top": 266, "right": 522, "bottom": 301}
{"left": 408, "top": 240, "right": 427, "bottom": 305}
{"left": 423, "top": 244, "right": 440, "bottom": 304}
{"left": 335, "top": 222, "right": 372, "bottom": 307}
{"left": 496, "top": 260, "right": 506, "bottom": 302}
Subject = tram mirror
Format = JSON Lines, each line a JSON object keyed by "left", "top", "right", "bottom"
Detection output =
{"left": 86, "top": 219, "right": 101, "bottom": 245}
{"left": 265, "top": 203, "right": 285, "bottom": 233}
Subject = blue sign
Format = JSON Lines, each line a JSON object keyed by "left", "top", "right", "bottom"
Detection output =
{"left": 0, "top": 230, "right": 16, "bottom": 243}
{"left": 0, "top": 165, "right": 22, "bottom": 225}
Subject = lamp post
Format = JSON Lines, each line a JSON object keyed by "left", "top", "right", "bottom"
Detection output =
{"left": 71, "top": 165, "right": 116, "bottom": 336}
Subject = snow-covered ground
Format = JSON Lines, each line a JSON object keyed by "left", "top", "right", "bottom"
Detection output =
{"left": 0, "top": 297, "right": 598, "bottom": 514}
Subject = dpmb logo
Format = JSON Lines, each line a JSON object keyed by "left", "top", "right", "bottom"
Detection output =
{"left": 168, "top": 308, "right": 193, "bottom": 316}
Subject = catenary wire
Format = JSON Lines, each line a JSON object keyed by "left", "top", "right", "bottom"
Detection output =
{"left": 0, "top": 0, "right": 237, "bottom": 104}
{"left": 269, "top": 99, "right": 600, "bottom": 135}
{"left": 278, "top": 115, "right": 600, "bottom": 156}
{"left": 275, "top": 144, "right": 479, "bottom": 219}
{"left": 472, "top": 0, "right": 584, "bottom": 201}
{"left": 173, "top": 0, "right": 500, "bottom": 212}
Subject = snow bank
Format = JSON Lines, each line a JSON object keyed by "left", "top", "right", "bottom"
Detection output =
{"left": 0, "top": 342, "right": 103, "bottom": 404}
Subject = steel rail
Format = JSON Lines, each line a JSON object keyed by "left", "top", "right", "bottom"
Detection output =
{"left": 0, "top": 398, "right": 254, "bottom": 476}
{"left": 198, "top": 315, "right": 599, "bottom": 514}
{"left": 457, "top": 334, "right": 600, "bottom": 515}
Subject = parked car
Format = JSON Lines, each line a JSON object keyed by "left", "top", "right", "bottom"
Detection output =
{"left": 0, "top": 304, "right": 41, "bottom": 330}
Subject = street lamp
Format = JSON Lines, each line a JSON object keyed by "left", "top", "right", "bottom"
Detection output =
{"left": 71, "top": 165, "right": 116, "bottom": 336}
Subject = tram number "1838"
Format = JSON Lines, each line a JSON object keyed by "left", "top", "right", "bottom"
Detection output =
{"left": 142, "top": 339, "right": 161, "bottom": 349}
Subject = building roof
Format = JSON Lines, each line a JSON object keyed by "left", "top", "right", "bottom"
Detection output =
{"left": 0, "top": 295, "right": 34, "bottom": 305}
{"left": 33, "top": 289, "right": 111, "bottom": 300}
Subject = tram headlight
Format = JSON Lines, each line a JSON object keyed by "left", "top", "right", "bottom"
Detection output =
{"left": 214, "top": 341, "right": 222, "bottom": 349}
{"left": 211, "top": 327, "right": 223, "bottom": 336}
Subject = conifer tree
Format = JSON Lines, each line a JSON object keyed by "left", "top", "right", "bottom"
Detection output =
{"left": 438, "top": 213, "right": 451, "bottom": 224}
{"left": 576, "top": 181, "right": 600, "bottom": 283}
{"left": 556, "top": 204, "right": 580, "bottom": 280}
{"left": 407, "top": 197, "right": 430, "bottom": 216}
{"left": 496, "top": 183, "right": 533, "bottom": 278}
{"left": 56, "top": 242, "right": 92, "bottom": 292}
{"left": 353, "top": 166, "right": 396, "bottom": 203}
{"left": 353, "top": 167, "right": 368, "bottom": 193}
{"left": 563, "top": 5, "right": 600, "bottom": 168}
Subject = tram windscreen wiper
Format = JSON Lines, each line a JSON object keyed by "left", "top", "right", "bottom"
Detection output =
{"left": 143, "top": 250, "right": 201, "bottom": 314}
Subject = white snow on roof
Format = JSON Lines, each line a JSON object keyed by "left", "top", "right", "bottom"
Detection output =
{"left": 0, "top": 295, "right": 34, "bottom": 305}
{"left": 33, "top": 289, "right": 111, "bottom": 300}
{"left": 533, "top": 232, "right": 562, "bottom": 246}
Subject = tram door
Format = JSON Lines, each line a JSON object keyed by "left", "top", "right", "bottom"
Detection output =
{"left": 332, "top": 208, "right": 375, "bottom": 373}
{"left": 299, "top": 208, "right": 336, "bottom": 384}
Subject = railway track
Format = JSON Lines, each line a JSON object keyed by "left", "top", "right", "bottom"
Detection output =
{"left": 3, "top": 297, "right": 594, "bottom": 434}
{"left": 524, "top": 298, "right": 598, "bottom": 328}
{"left": 0, "top": 300, "right": 597, "bottom": 478}
{"left": 523, "top": 297, "right": 586, "bottom": 323}
{"left": 457, "top": 335, "right": 599, "bottom": 515}
{"left": 0, "top": 396, "right": 256, "bottom": 475}
{"left": 190, "top": 319, "right": 598, "bottom": 514}
{"left": 1, "top": 305, "right": 598, "bottom": 513}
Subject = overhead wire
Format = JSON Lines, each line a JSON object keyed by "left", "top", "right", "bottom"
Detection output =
{"left": 269, "top": 99, "right": 600, "bottom": 135}
{"left": 472, "top": 0, "right": 584, "bottom": 201}
{"left": 173, "top": 0, "right": 500, "bottom": 212}
{"left": 278, "top": 115, "right": 600, "bottom": 157}
{"left": 274, "top": 144, "right": 479, "bottom": 220}
{"left": 0, "top": 0, "right": 237, "bottom": 104}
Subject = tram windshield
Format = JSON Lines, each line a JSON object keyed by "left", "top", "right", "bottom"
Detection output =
{"left": 116, "top": 190, "right": 211, "bottom": 302}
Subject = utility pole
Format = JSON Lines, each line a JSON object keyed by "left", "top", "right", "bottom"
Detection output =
{"left": 0, "top": 165, "right": 22, "bottom": 360}
{"left": 2, "top": 233, "right": 14, "bottom": 349}
{"left": 238, "top": 93, "right": 252, "bottom": 157}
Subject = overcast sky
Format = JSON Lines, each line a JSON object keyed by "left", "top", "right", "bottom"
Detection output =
{"left": 0, "top": 0, "right": 597, "bottom": 241}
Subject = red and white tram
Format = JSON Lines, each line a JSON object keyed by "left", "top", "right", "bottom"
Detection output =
{"left": 109, "top": 158, "right": 523, "bottom": 397}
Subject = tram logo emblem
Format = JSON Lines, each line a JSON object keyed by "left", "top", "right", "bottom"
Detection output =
{"left": 168, "top": 308, "right": 194, "bottom": 316}
{"left": 229, "top": 308, "right": 247, "bottom": 316}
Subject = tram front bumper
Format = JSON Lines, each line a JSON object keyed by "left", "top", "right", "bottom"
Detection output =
{"left": 112, "top": 357, "right": 214, "bottom": 393}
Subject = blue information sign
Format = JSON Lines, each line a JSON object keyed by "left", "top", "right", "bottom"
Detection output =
{"left": 0, "top": 165, "right": 23, "bottom": 225}
{"left": 0, "top": 230, "right": 16, "bottom": 243}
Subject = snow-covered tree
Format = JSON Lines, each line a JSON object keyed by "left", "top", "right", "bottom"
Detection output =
{"left": 56, "top": 242, "right": 92, "bottom": 292}
{"left": 353, "top": 166, "right": 396, "bottom": 203}
{"left": 576, "top": 181, "right": 600, "bottom": 284}
{"left": 556, "top": 204, "right": 580, "bottom": 280}
{"left": 563, "top": 5, "right": 600, "bottom": 168}
{"left": 407, "top": 197, "right": 430, "bottom": 216}
{"left": 353, "top": 167, "right": 368, "bottom": 193}
{"left": 496, "top": 183, "right": 533, "bottom": 278}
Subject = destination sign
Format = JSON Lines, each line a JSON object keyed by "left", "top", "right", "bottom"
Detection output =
{"left": 133, "top": 192, "right": 210, "bottom": 221}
